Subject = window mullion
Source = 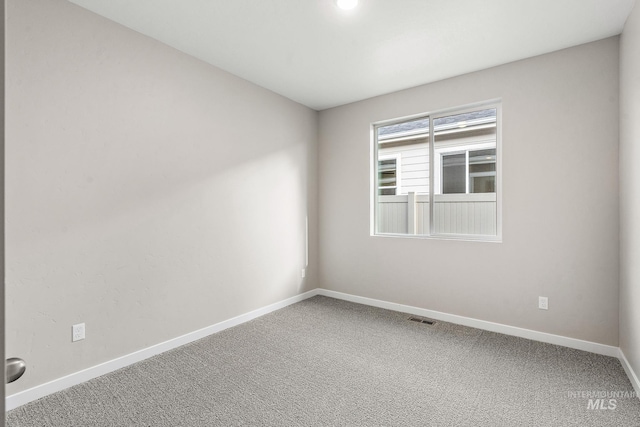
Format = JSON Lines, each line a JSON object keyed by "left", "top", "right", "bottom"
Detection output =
{"left": 372, "top": 125, "right": 379, "bottom": 235}
{"left": 428, "top": 115, "right": 434, "bottom": 236}
{"left": 465, "top": 150, "right": 470, "bottom": 194}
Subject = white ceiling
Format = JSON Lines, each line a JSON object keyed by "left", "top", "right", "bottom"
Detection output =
{"left": 68, "top": 0, "right": 636, "bottom": 110}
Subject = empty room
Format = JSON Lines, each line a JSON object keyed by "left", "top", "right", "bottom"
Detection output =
{"left": 3, "top": 0, "right": 640, "bottom": 425}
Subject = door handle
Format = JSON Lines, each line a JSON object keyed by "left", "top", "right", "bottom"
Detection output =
{"left": 6, "top": 358, "right": 26, "bottom": 384}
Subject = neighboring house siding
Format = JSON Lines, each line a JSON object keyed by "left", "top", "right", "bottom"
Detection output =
{"left": 378, "top": 128, "right": 496, "bottom": 196}
{"left": 379, "top": 139, "right": 429, "bottom": 195}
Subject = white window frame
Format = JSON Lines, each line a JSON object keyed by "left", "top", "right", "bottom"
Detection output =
{"left": 371, "top": 100, "right": 502, "bottom": 242}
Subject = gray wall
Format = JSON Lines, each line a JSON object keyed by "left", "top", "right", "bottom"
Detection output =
{"left": 5, "top": 0, "right": 318, "bottom": 393}
{"left": 620, "top": 0, "right": 640, "bottom": 384}
{"left": 4, "top": 0, "right": 631, "bottom": 400}
{"left": 319, "top": 38, "right": 620, "bottom": 346}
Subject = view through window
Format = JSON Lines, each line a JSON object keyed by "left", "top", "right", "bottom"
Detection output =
{"left": 373, "top": 104, "right": 500, "bottom": 240}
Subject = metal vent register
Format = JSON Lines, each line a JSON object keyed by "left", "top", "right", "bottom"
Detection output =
{"left": 408, "top": 316, "right": 436, "bottom": 325}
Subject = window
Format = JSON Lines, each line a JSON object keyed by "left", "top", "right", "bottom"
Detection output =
{"left": 372, "top": 103, "right": 501, "bottom": 240}
{"left": 378, "top": 155, "right": 400, "bottom": 195}
{"left": 440, "top": 149, "right": 496, "bottom": 194}
{"left": 442, "top": 153, "right": 466, "bottom": 194}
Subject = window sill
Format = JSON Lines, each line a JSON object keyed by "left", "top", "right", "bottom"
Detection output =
{"left": 371, "top": 232, "right": 502, "bottom": 243}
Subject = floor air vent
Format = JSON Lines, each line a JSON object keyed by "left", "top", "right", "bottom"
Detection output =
{"left": 409, "top": 316, "right": 435, "bottom": 325}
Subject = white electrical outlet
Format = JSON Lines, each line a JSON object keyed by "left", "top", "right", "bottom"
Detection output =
{"left": 72, "top": 323, "right": 85, "bottom": 342}
{"left": 301, "top": 268, "right": 306, "bottom": 278}
{"left": 538, "top": 296, "right": 548, "bottom": 310}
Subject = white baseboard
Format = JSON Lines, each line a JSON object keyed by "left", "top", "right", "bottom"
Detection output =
{"left": 619, "top": 349, "right": 640, "bottom": 398}
{"left": 7, "top": 287, "right": 628, "bottom": 410}
{"left": 316, "top": 289, "right": 620, "bottom": 358}
{"left": 6, "top": 289, "right": 320, "bottom": 411}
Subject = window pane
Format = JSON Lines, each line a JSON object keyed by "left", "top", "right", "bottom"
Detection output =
{"left": 470, "top": 175, "right": 495, "bottom": 193}
{"left": 442, "top": 153, "right": 466, "bottom": 193}
{"left": 469, "top": 148, "right": 496, "bottom": 193}
{"left": 469, "top": 148, "right": 496, "bottom": 163}
{"left": 433, "top": 108, "right": 497, "bottom": 236}
{"left": 377, "top": 117, "right": 430, "bottom": 141}
{"left": 378, "top": 158, "right": 397, "bottom": 195}
{"left": 376, "top": 117, "right": 430, "bottom": 235}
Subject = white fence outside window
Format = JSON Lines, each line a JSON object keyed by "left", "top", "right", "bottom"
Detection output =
{"left": 377, "top": 192, "right": 497, "bottom": 236}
